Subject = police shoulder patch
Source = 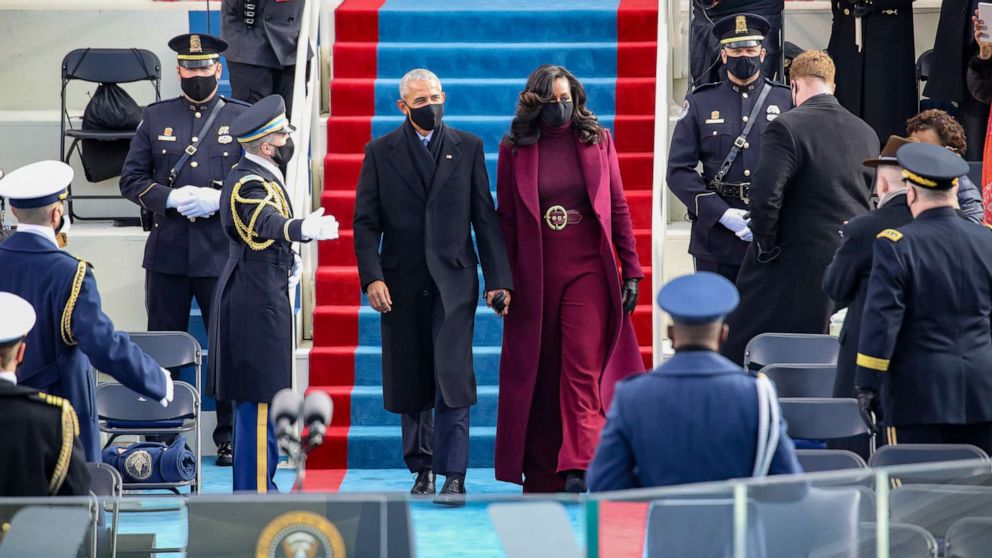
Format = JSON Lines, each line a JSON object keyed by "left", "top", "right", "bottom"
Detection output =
{"left": 678, "top": 99, "right": 689, "bottom": 121}
{"left": 876, "top": 229, "right": 903, "bottom": 242}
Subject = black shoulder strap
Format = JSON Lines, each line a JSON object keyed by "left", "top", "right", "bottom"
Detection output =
{"left": 714, "top": 83, "right": 773, "bottom": 183}
{"left": 168, "top": 98, "right": 226, "bottom": 186}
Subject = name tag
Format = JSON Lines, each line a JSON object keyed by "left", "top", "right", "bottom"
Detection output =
{"left": 158, "top": 135, "right": 177, "bottom": 142}
{"left": 705, "top": 119, "right": 725, "bottom": 124}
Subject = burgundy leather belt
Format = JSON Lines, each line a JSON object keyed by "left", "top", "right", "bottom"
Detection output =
{"left": 543, "top": 205, "right": 584, "bottom": 231}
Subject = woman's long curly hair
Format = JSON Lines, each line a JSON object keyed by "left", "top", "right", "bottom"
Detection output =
{"left": 503, "top": 64, "right": 603, "bottom": 148}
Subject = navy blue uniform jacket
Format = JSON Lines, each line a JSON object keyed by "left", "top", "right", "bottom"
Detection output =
{"left": 588, "top": 350, "right": 802, "bottom": 491}
{"left": 120, "top": 96, "right": 249, "bottom": 277}
{"left": 0, "top": 232, "right": 168, "bottom": 460}
{"left": 856, "top": 206, "right": 992, "bottom": 425}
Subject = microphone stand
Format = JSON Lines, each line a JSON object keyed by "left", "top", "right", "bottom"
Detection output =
{"left": 282, "top": 429, "right": 323, "bottom": 492}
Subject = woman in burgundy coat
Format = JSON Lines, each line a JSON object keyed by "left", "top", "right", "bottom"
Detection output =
{"left": 494, "top": 65, "right": 645, "bottom": 493}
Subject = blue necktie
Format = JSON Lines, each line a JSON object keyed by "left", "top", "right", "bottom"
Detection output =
{"left": 422, "top": 137, "right": 430, "bottom": 150}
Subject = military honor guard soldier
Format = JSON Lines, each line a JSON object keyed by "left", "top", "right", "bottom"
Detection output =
{"left": 0, "top": 292, "right": 90, "bottom": 497}
{"left": 667, "top": 13, "right": 793, "bottom": 283}
{"left": 856, "top": 143, "right": 992, "bottom": 454}
{"left": 120, "top": 33, "right": 250, "bottom": 466}
{"left": 209, "top": 95, "right": 340, "bottom": 492}
{"left": 0, "top": 161, "right": 174, "bottom": 462}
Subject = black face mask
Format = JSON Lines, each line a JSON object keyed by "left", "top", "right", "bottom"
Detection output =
{"left": 407, "top": 102, "right": 444, "bottom": 131}
{"left": 270, "top": 137, "right": 295, "bottom": 167}
{"left": 540, "top": 101, "right": 574, "bottom": 127}
{"left": 181, "top": 74, "right": 217, "bottom": 102}
{"left": 726, "top": 55, "right": 762, "bottom": 80}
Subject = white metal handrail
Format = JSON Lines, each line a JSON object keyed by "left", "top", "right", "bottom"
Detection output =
{"left": 652, "top": 0, "right": 676, "bottom": 366}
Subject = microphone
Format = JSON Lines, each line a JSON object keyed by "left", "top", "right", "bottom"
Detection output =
{"left": 302, "top": 391, "right": 333, "bottom": 450}
{"left": 271, "top": 389, "right": 304, "bottom": 448}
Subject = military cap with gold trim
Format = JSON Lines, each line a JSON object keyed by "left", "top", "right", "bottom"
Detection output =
{"left": 168, "top": 33, "right": 228, "bottom": 69}
{"left": 896, "top": 142, "right": 969, "bottom": 190}
{"left": 0, "top": 160, "right": 72, "bottom": 209}
{"left": 230, "top": 94, "right": 296, "bottom": 144}
{"left": 712, "top": 13, "right": 770, "bottom": 49}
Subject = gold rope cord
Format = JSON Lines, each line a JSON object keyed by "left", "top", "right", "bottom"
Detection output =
{"left": 230, "top": 176, "right": 290, "bottom": 251}
{"left": 60, "top": 261, "right": 86, "bottom": 346}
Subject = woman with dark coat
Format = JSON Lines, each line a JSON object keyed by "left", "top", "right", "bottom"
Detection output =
{"left": 494, "top": 65, "right": 645, "bottom": 493}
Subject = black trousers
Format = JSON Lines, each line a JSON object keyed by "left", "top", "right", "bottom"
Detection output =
{"left": 228, "top": 61, "right": 296, "bottom": 117}
{"left": 146, "top": 270, "right": 233, "bottom": 446}
{"left": 695, "top": 258, "right": 740, "bottom": 285}
{"left": 690, "top": 11, "right": 784, "bottom": 87}
{"left": 400, "top": 286, "right": 471, "bottom": 477}
{"left": 886, "top": 422, "right": 992, "bottom": 455}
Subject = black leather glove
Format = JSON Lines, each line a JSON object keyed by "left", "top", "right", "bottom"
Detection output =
{"left": 621, "top": 279, "right": 639, "bottom": 315}
{"left": 851, "top": 1, "right": 874, "bottom": 17}
{"left": 855, "top": 388, "right": 881, "bottom": 435}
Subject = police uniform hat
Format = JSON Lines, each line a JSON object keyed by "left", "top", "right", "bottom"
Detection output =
{"left": 230, "top": 94, "right": 296, "bottom": 144}
{"left": 657, "top": 272, "right": 740, "bottom": 324}
{"left": 168, "top": 33, "right": 228, "bottom": 68}
{"left": 896, "top": 142, "right": 970, "bottom": 190}
{"left": 712, "top": 14, "right": 771, "bottom": 49}
{"left": 0, "top": 292, "right": 36, "bottom": 344}
{"left": 0, "top": 160, "right": 73, "bottom": 209}
{"left": 864, "top": 135, "right": 917, "bottom": 168}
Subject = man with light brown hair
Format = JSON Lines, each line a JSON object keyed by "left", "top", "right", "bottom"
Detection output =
{"left": 721, "top": 50, "right": 881, "bottom": 365}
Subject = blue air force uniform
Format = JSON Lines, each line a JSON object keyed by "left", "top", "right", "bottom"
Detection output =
{"left": 0, "top": 162, "right": 170, "bottom": 461}
{"left": 667, "top": 14, "right": 793, "bottom": 282}
{"left": 856, "top": 143, "right": 992, "bottom": 453}
{"left": 588, "top": 272, "right": 801, "bottom": 491}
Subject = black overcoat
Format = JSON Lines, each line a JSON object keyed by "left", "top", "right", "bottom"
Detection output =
{"left": 721, "top": 95, "right": 879, "bottom": 364}
{"left": 209, "top": 156, "right": 308, "bottom": 403}
{"left": 827, "top": 0, "right": 917, "bottom": 142}
{"left": 353, "top": 125, "right": 512, "bottom": 413}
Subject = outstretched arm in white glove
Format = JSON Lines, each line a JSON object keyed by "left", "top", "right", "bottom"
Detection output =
{"left": 159, "top": 368, "right": 174, "bottom": 408}
{"left": 301, "top": 207, "right": 340, "bottom": 241}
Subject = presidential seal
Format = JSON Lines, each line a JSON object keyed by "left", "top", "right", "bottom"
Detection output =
{"left": 255, "top": 511, "right": 346, "bottom": 558}
{"left": 124, "top": 449, "right": 153, "bottom": 481}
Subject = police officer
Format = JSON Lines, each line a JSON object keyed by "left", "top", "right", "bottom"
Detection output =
{"left": 667, "top": 14, "right": 793, "bottom": 283}
{"left": 0, "top": 161, "right": 173, "bottom": 462}
{"left": 856, "top": 143, "right": 992, "bottom": 454}
{"left": 0, "top": 292, "right": 90, "bottom": 497}
{"left": 120, "top": 33, "right": 249, "bottom": 466}
{"left": 587, "top": 272, "right": 801, "bottom": 491}
{"left": 210, "top": 95, "right": 339, "bottom": 492}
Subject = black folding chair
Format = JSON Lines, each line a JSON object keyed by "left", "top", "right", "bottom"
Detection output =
{"left": 97, "top": 381, "right": 201, "bottom": 494}
{"left": 946, "top": 517, "right": 992, "bottom": 558}
{"left": 86, "top": 462, "right": 122, "bottom": 558}
{"left": 869, "top": 444, "right": 991, "bottom": 485}
{"left": 60, "top": 48, "right": 161, "bottom": 221}
{"left": 890, "top": 484, "right": 992, "bottom": 541}
{"left": 779, "top": 398, "right": 873, "bottom": 453}
{"left": 743, "top": 333, "right": 839, "bottom": 372}
{"left": 796, "top": 449, "right": 867, "bottom": 473}
{"left": 127, "top": 331, "right": 202, "bottom": 394}
{"left": 0, "top": 506, "right": 94, "bottom": 558}
{"left": 643, "top": 499, "right": 764, "bottom": 558}
{"left": 759, "top": 364, "right": 837, "bottom": 398}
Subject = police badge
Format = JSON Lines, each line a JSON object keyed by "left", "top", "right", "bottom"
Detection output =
{"left": 766, "top": 105, "right": 781, "bottom": 121}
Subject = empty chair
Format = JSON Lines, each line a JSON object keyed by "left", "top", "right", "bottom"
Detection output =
{"left": 779, "top": 398, "right": 871, "bottom": 442}
{"left": 753, "top": 486, "right": 862, "bottom": 556}
{"left": 126, "top": 331, "right": 202, "bottom": 393}
{"left": 86, "top": 462, "right": 121, "bottom": 558}
{"left": 945, "top": 517, "right": 992, "bottom": 558}
{"left": 759, "top": 364, "right": 837, "bottom": 397}
{"left": 643, "top": 498, "right": 765, "bottom": 558}
{"left": 796, "top": 449, "right": 867, "bottom": 473}
{"left": 743, "top": 333, "right": 839, "bottom": 371}
{"left": 869, "top": 444, "right": 990, "bottom": 485}
{"left": 0, "top": 506, "right": 93, "bottom": 558}
{"left": 831, "top": 523, "right": 939, "bottom": 558}
{"left": 890, "top": 484, "right": 992, "bottom": 540}
{"left": 488, "top": 502, "right": 581, "bottom": 558}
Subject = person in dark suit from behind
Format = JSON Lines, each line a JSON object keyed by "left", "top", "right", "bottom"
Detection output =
{"left": 0, "top": 292, "right": 89, "bottom": 497}
{"left": 822, "top": 135, "right": 917, "bottom": 460}
{"left": 588, "top": 272, "right": 802, "bottom": 491}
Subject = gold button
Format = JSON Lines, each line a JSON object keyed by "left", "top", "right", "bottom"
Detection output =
{"left": 192, "top": 136, "right": 198, "bottom": 143}
{"left": 744, "top": 170, "right": 751, "bottom": 177}
{"left": 191, "top": 161, "right": 199, "bottom": 168}
{"left": 195, "top": 112, "right": 202, "bottom": 119}
{"left": 742, "top": 116, "right": 749, "bottom": 122}
{"left": 743, "top": 93, "right": 749, "bottom": 99}
{"left": 844, "top": 8, "right": 850, "bottom": 15}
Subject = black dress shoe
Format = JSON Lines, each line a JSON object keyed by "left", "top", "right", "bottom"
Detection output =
{"left": 434, "top": 474, "right": 467, "bottom": 507}
{"left": 411, "top": 470, "right": 436, "bottom": 496}
{"left": 564, "top": 471, "right": 587, "bottom": 494}
{"left": 215, "top": 442, "right": 233, "bottom": 467}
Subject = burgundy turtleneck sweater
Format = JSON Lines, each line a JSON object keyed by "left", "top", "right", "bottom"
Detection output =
{"left": 537, "top": 122, "right": 593, "bottom": 214}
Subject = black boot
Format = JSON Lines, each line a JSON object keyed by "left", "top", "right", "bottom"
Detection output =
{"left": 434, "top": 474, "right": 467, "bottom": 507}
{"left": 215, "top": 442, "right": 233, "bottom": 467}
{"left": 411, "top": 469, "right": 436, "bottom": 496}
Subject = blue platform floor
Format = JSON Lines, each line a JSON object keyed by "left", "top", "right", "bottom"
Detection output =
{"left": 120, "top": 461, "right": 584, "bottom": 557}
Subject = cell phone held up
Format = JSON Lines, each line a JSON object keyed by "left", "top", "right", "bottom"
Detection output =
{"left": 980, "top": 3, "right": 992, "bottom": 42}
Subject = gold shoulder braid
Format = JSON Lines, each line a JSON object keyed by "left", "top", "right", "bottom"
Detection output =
{"left": 42, "top": 393, "right": 78, "bottom": 495}
{"left": 60, "top": 261, "right": 87, "bottom": 346}
{"left": 231, "top": 175, "right": 291, "bottom": 251}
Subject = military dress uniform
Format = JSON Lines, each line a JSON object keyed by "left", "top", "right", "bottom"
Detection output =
{"left": 0, "top": 162, "right": 170, "bottom": 461}
{"left": 0, "top": 292, "right": 89, "bottom": 497}
{"left": 667, "top": 14, "right": 793, "bottom": 283}
{"left": 856, "top": 143, "right": 992, "bottom": 453}
{"left": 588, "top": 272, "right": 802, "bottom": 491}
{"left": 119, "top": 34, "right": 249, "bottom": 456}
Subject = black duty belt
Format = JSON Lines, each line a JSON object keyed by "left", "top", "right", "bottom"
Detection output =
{"left": 707, "top": 181, "right": 750, "bottom": 202}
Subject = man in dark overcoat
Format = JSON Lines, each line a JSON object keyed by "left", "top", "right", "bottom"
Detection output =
{"left": 352, "top": 69, "right": 512, "bottom": 504}
{"left": 721, "top": 51, "right": 879, "bottom": 365}
{"left": 827, "top": 0, "right": 917, "bottom": 142}
{"left": 209, "top": 95, "right": 339, "bottom": 492}
{"left": 821, "top": 135, "right": 916, "bottom": 459}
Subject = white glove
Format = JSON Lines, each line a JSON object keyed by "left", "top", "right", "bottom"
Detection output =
{"left": 300, "top": 207, "right": 340, "bottom": 241}
{"left": 736, "top": 226, "right": 753, "bottom": 242}
{"left": 719, "top": 208, "right": 750, "bottom": 234}
{"left": 288, "top": 254, "right": 302, "bottom": 294}
{"left": 166, "top": 185, "right": 198, "bottom": 209}
{"left": 176, "top": 187, "right": 221, "bottom": 218}
{"left": 159, "top": 367, "right": 174, "bottom": 408}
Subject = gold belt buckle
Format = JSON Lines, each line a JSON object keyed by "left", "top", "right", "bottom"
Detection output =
{"left": 544, "top": 205, "right": 568, "bottom": 231}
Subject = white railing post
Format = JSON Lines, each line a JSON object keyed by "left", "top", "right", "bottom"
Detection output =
{"left": 652, "top": 0, "right": 674, "bottom": 366}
